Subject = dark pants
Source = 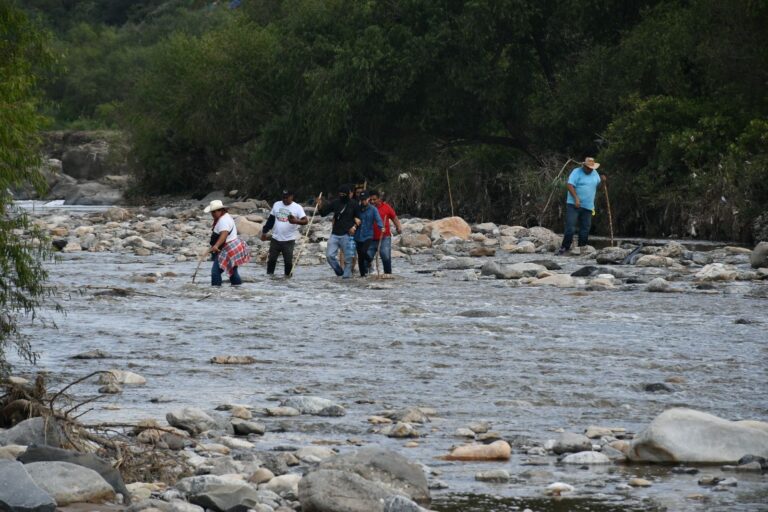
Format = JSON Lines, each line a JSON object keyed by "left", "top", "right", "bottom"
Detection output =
{"left": 267, "top": 239, "right": 295, "bottom": 275}
{"left": 212, "top": 257, "right": 242, "bottom": 286}
{"left": 356, "top": 239, "right": 374, "bottom": 277}
{"left": 367, "top": 237, "right": 392, "bottom": 274}
{"left": 561, "top": 204, "right": 593, "bottom": 250}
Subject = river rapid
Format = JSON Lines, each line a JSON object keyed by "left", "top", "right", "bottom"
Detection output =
{"left": 14, "top": 243, "right": 768, "bottom": 511}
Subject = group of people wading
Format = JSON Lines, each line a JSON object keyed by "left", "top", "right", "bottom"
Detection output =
{"left": 204, "top": 184, "right": 402, "bottom": 286}
{"left": 204, "top": 157, "right": 604, "bottom": 286}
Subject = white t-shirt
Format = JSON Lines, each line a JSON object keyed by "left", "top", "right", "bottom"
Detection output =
{"left": 270, "top": 201, "right": 307, "bottom": 241}
{"left": 214, "top": 213, "right": 238, "bottom": 243}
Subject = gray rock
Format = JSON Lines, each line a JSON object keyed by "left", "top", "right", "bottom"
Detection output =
{"left": 24, "top": 461, "right": 115, "bottom": 506}
{"left": 166, "top": 408, "right": 218, "bottom": 435}
{"left": 281, "top": 396, "right": 345, "bottom": 416}
{"left": 527, "top": 259, "right": 561, "bottom": 270}
{"left": 176, "top": 475, "right": 261, "bottom": 512}
{"left": 0, "top": 460, "right": 56, "bottom": 512}
{"left": 487, "top": 262, "right": 546, "bottom": 279}
{"left": 474, "top": 469, "right": 510, "bottom": 482}
{"left": 231, "top": 419, "right": 266, "bottom": 436}
{"left": 552, "top": 433, "right": 592, "bottom": 455}
{"left": 629, "top": 408, "right": 768, "bottom": 463}
{"left": 646, "top": 277, "right": 671, "bottom": 292}
{"left": 750, "top": 242, "right": 768, "bottom": 268}
{"left": 381, "top": 407, "right": 432, "bottom": 424}
{"left": 318, "top": 447, "right": 429, "bottom": 505}
{"left": 383, "top": 495, "right": 431, "bottom": 512}
{"left": 0, "top": 418, "right": 62, "bottom": 448}
{"left": 18, "top": 445, "right": 130, "bottom": 502}
{"left": 644, "top": 382, "right": 674, "bottom": 393}
{"left": 438, "top": 258, "right": 475, "bottom": 270}
{"left": 298, "top": 469, "right": 406, "bottom": 512}
{"left": 595, "top": 247, "right": 630, "bottom": 264}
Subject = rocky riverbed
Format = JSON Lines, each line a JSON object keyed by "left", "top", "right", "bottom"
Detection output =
{"left": 2, "top": 200, "right": 767, "bottom": 512}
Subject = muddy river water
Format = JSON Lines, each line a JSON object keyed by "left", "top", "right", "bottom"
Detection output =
{"left": 15, "top": 248, "right": 768, "bottom": 511}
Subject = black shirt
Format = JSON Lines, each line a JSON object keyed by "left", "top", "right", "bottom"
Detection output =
{"left": 319, "top": 197, "right": 359, "bottom": 236}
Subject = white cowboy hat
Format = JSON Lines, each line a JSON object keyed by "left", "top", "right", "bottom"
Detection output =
{"left": 584, "top": 157, "right": 600, "bottom": 170}
{"left": 203, "top": 199, "right": 226, "bottom": 213}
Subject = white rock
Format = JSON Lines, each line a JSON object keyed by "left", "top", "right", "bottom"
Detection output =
{"left": 561, "top": 451, "right": 611, "bottom": 464}
{"left": 629, "top": 408, "right": 768, "bottom": 463}
{"left": 695, "top": 263, "right": 738, "bottom": 282}
{"left": 97, "top": 369, "right": 146, "bottom": 385}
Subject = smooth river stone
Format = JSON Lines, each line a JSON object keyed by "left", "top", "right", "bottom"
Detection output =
{"left": 629, "top": 408, "right": 768, "bottom": 463}
{"left": 444, "top": 440, "right": 511, "bottom": 461}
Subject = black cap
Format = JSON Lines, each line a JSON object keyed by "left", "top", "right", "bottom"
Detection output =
{"left": 282, "top": 189, "right": 293, "bottom": 196}
{"left": 338, "top": 184, "right": 352, "bottom": 193}
{"left": 358, "top": 190, "right": 370, "bottom": 199}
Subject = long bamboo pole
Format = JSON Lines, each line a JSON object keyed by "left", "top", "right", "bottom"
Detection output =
{"left": 539, "top": 158, "right": 577, "bottom": 225}
{"left": 603, "top": 180, "right": 615, "bottom": 247}
{"left": 288, "top": 192, "right": 322, "bottom": 278}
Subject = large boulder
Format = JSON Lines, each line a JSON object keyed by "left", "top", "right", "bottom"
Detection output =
{"left": 166, "top": 408, "right": 218, "bottom": 435}
{"left": 520, "top": 226, "right": 560, "bottom": 250}
{"left": 0, "top": 460, "right": 56, "bottom": 512}
{"left": 18, "top": 445, "right": 130, "bottom": 502}
{"left": 0, "top": 417, "right": 62, "bottom": 448}
{"left": 234, "top": 216, "right": 262, "bottom": 237}
{"left": 318, "top": 447, "right": 429, "bottom": 506}
{"left": 426, "top": 217, "right": 471, "bottom": 241}
{"left": 694, "top": 263, "right": 738, "bottom": 282}
{"left": 50, "top": 181, "right": 122, "bottom": 205}
{"left": 750, "top": 242, "right": 768, "bottom": 269}
{"left": 175, "top": 475, "right": 261, "bottom": 512}
{"left": 299, "top": 469, "right": 407, "bottom": 512}
{"left": 24, "top": 461, "right": 115, "bottom": 506}
{"left": 628, "top": 408, "right": 768, "bottom": 463}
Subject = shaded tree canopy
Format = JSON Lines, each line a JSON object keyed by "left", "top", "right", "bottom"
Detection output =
{"left": 20, "top": 0, "right": 768, "bottom": 241}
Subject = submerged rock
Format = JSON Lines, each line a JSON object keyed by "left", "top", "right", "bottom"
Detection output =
{"left": 628, "top": 408, "right": 768, "bottom": 463}
{"left": 552, "top": 432, "right": 592, "bottom": 455}
{"left": 561, "top": 451, "right": 611, "bottom": 464}
{"left": 281, "top": 396, "right": 345, "bottom": 416}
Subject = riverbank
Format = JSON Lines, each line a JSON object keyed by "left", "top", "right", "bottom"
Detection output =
{"left": 2, "top": 202, "right": 767, "bottom": 511}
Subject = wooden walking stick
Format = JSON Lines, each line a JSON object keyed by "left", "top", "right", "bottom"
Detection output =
{"left": 191, "top": 248, "right": 209, "bottom": 283}
{"left": 603, "top": 180, "right": 615, "bottom": 247}
{"left": 288, "top": 192, "right": 322, "bottom": 278}
{"left": 373, "top": 236, "right": 384, "bottom": 278}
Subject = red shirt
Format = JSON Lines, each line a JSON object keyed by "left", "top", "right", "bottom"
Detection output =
{"left": 373, "top": 202, "right": 397, "bottom": 240}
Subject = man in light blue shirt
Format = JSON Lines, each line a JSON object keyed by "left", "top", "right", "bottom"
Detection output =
{"left": 556, "top": 157, "right": 606, "bottom": 255}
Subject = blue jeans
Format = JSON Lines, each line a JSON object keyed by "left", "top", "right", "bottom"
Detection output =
{"left": 326, "top": 234, "right": 355, "bottom": 278}
{"left": 367, "top": 237, "right": 392, "bottom": 274}
{"left": 561, "top": 204, "right": 592, "bottom": 250}
{"left": 211, "top": 257, "right": 242, "bottom": 286}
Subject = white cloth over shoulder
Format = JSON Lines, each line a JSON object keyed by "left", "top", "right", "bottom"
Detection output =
{"left": 214, "top": 212, "right": 238, "bottom": 242}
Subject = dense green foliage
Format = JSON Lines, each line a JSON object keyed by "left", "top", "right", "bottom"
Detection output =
{"left": 23, "top": 0, "right": 768, "bottom": 240}
{"left": 1, "top": 1, "right": 56, "bottom": 375}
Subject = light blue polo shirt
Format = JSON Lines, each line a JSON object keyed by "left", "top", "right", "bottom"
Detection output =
{"left": 566, "top": 166, "right": 601, "bottom": 210}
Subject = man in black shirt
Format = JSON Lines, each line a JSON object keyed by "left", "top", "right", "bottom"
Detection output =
{"left": 318, "top": 184, "right": 359, "bottom": 278}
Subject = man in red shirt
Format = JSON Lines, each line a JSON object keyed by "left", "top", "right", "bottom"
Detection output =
{"left": 368, "top": 191, "right": 403, "bottom": 274}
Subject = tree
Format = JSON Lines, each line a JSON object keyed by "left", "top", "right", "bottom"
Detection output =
{"left": 0, "top": 1, "right": 56, "bottom": 376}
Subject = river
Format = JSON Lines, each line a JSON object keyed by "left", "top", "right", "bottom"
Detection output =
{"left": 13, "top": 246, "right": 767, "bottom": 511}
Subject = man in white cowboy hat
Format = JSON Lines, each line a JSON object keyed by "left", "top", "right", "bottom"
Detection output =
{"left": 556, "top": 157, "right": 606, "bottom": 255}
{"left": 204, "top": 199, "right": 251, "bottom": 286}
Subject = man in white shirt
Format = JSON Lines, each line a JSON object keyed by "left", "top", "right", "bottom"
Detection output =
{"left": 261, "top": 190, "right": 308, "bottom": 276}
